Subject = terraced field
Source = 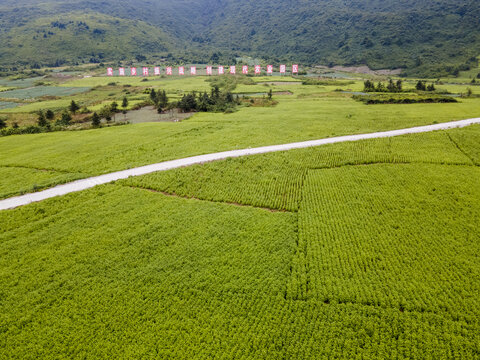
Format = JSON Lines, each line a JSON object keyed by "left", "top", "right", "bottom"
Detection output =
{"left": 1, "top": 125, "right": 478, "bottom": 358}
{"left": 0, "top": 86, "right": 90, "bottom": 100}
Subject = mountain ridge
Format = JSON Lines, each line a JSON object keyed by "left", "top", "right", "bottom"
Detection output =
{"left": 0, "top": 0, "right": 479, "bottom": 76}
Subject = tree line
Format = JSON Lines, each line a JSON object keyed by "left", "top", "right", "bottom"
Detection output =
{"left": 364, "top": 79, "right": 436, "bottom": 93}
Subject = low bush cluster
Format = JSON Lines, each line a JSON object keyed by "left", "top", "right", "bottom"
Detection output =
{"left": 353, "top": 93, "right": 458, "bottom": 104}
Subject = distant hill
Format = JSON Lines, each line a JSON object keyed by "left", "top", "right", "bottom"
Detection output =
{"left": 1, "top": 0, "right": 479, "bottom": 76}
{"left": 0, "top": 12, "right": 176, "bottom": 67}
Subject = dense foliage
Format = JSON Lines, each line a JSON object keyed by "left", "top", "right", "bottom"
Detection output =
{"left": 0, "top": 0, "right": 479, "bottom": 76}
{"left": 353, "top": 94, "right": 458, "bottom": 104}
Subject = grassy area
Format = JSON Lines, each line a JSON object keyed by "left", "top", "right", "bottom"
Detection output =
{"left": 120, "top": 126, "right": 478, "bottom": 211}
{"left": 0, "top": 126, "right": 478, "bottom": 358}
{"left": 63, "top": 75, "right": 212, "bottom": 93}
{"left": 0, "top": 99, "right": 74, "bottom": 114}
{"left": 87, "top": 99, "right": 145, "bottom": 112}
{"left": 0, "top": 76, "right": 44, "bottom": 88}
{"left": 1, "top": 83, "right": 480, "bottom": 187}
{"left": 0, "top": 166, "right": 87, "bottom": 199}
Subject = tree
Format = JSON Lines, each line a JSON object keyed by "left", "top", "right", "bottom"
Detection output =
{"left": 197, "top": 92, "right": 210, "bottom": 112}
{"left": 427, "top": 83, "right": 436, "bottom": 91}
{"left": 122, "top": 96, "right": 129, "bottom": 109}
{"left": 268, "top": 89, "right": 273, "bottom": 100}
{"left": 178, "top": 94, "right": 197, "bottom": 112}
{"left": 58, "top": 112, "right": 71, "bottom": 125}
{"left": 45, "top": 109, "right": 55, "bottom": 120}
{"left": 211, "top": 85, "right": 220, "bottom": 100}
{"left": 111, "top": 102, "right": 118, "bottom": 112}
{"left": 363, "top": 80, "right": 375, "bottom": 92}
{"left": 375, "top": 82, "right": 386, "bottom": 92}
{"left": 37, "top": 111, "right": 48, "bottom": 127}
{"left": 416, "top": 81, "right": 426, "bottom": 91}
{"left": 225, "top": 91, "right": 234, "bottom": 103}
{"left": 91, "top": 112, "right": 101, "bottom": 127}
{"left": 150, "top": 89, "right": 157, "bottom": 103}
{"left": 69, "top": 100, "right": 80, "bottom": 114}
{"left": 0, "top": 117, "right": 6, "bottom": 129}
{"left": 396, "top": 80, "right": 403, "bottom": 91}
{"left": 157, "top": 90, "right": 169, "bottom": 110}
{"left": 466, "top": 88, "right": 473, "bottom": 97}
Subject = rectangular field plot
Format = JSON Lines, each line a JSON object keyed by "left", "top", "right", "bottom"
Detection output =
{"left": 289, "top": 163, "right": 480, "bottom": 324}
{"left": 1, "top": 183, "right": 477, "bottom": 358}
{"left": 0, "top": 101, "right": 19, "bottom": 110}
{"left": 0, "top": 76, "right": 44, "bottom": 89}
{"left": 0, "top": 86, "right": 90, "bottom": 99}
{"left": 0, "top": 185, "right": 297, "bottom": 358}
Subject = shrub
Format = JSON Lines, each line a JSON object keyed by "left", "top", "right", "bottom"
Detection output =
{"left": 91, "top": 112, "right": 101, "bottom": 127}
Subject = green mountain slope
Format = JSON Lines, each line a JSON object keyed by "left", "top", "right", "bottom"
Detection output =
{"left": 1, "top": 0, "right": 479, "bottom": 76}
{"left": 0, "top": 12, "right": 175, "bottom": 67}
{"left": 203, "top": 0, "right": 480, "bottom": 76}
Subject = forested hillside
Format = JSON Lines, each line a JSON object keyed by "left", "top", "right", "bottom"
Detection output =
{"left": 1, "top": 0, "right": 479, "bottom": 76}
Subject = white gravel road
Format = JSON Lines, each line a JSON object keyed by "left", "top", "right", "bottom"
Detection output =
{"left": 1, "top": 117, "right": 479, "bottom": 211}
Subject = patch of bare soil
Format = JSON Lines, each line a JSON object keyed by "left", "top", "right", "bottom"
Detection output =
{"left": 316, "top": 65, "right": 402, "bottom": 76}
{"left": 121, "top": 106, "right": 194, "bottom": 124}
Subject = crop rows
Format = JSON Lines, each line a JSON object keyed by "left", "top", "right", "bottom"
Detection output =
{"left": 122, "top": 128, "right": 474, "bottom": 212}
{"left": 0, "top": 101, "right": 18, "bottom": 110}
{"left": 1, "top": 184, "right": 478, "bottom": 358}
{"left": 447, "top": 124, "right": 480, "bottom": 165}
{"left": 290, "top": 164, "right": 480, "bottom": 323}
{"left": 0, "top": 86, "right": 91, "bottom": 100}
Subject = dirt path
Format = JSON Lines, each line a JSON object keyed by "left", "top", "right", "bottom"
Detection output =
{"left": 1, "top": 117, "right": 479, "bottom": 211}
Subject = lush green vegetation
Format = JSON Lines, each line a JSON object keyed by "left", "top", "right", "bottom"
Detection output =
{"left": 1, "top": 0, "right": 480, "bottom": 76}
{"left": 120, "top": 127, "right": 478, "bottom": 211}
{"left": 1, "top": 125, "right": 479, "bottom": 358}
{"left": 0, "top": 74, "right": 479, "bottom": 184}
{"left": 0, "top": 86, "right": 90, "bottom": 100}
{"left": 0, "top": 12, "right": 174, "bottom": 68}
{"left": 353, "top": 94, "right": 458, "bottom": 105}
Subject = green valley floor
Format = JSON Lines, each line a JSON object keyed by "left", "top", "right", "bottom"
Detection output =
{"left": 1, "top": 125, "right": 479, "bottom": 358}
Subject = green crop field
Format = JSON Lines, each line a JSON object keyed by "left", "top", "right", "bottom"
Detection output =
{"left": 0, "top": 86, "right": 90, "bottom": 100}
{"left": 1, "top": 124, "right": 479, "bottom": 358}
{"left": 1, "top": 0, "right": 480, "bottom": 356}
{"left": 0, "top": 101, "right": 18, "bottom": 110}
{"left": 0, "top": 77, "right": 45, "bottom": 89}
{"left": 1, "top": 84, "right": 480, "bottom": 189}
{"left": 0, "top": 166, "right": 87, "bottom": 199}
{"left": 0, "top": 99, "right": 74, "bottom": 114}
{"left": 0, "top": 74, "right": 479, "bottom": 358}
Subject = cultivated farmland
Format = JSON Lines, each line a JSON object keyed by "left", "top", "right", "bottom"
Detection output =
{"left": 0, "top": 124, "right": 479, "bottom": 358}
{"left": 0, "top": 72, "right": 479, "bottom": 358}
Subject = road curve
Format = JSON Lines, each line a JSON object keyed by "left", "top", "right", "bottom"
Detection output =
{"left": 1, "top": 117, "right": 479, "bottom": 211}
